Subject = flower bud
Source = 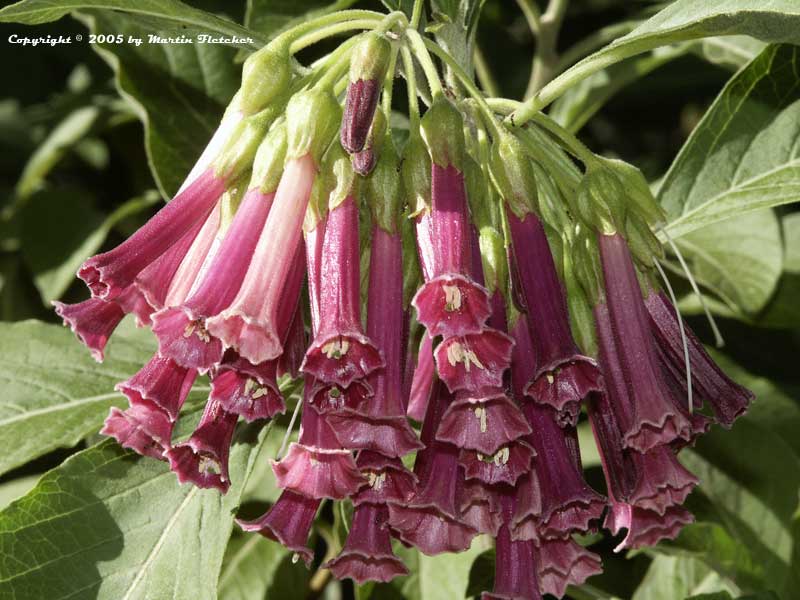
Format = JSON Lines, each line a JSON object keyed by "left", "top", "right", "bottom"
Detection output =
{"left": 402, "top": 134, "right": 432, "bottom": 216}
{"left": 420, "top": 96, "right": 465, "bottom": 170}
{"left": 341, "top": 33, "right": 392, "bottom": 153}
{"left": 213, "top": 109, "right": 274, "bottom": 180}
{"left": 624, "top": 213, "right": 664, "bottom": 268}
{"left": 286, "top": 89, "right": 341, "bottom": 164}
{"left": 240, "top": 41, "right": 292, "bottom": 116}
{"left": 572, "top": 166, "right": 625, "bottom": 235}
{"left": 489, "top": 133, "right": 537, "bottom": 219}
{"left": 352, "top": 108, "right": 387, "bottom": 176}
{"left": 599, "top": 157, "right": 666, "bottom": 226}
{"left": 366, "top": 137, "right": 402, "bottom": 233}
{"left": 250, "top": 121, "right": 288, "bottom": 194}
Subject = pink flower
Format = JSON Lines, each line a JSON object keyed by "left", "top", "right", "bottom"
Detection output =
{"left": 210, "top": 354, "right": 284, "bottom": 421}
{"left": 434, "top": 329, "right": 514, "bottom": 394}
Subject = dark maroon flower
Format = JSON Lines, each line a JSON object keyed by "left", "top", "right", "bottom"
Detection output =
{"left": 53, "top": 296, "right": 125, "bottom": 362}
{"left": 536, "top": 537, "right": 602, "bottom": 598}
{"left": 596, "top": 232, "right": 692, "bottom": 452}
{"left": 459, "top": 440, "right": 535, "bottom": 486}
{"left": 210, "top": 355, "right": 284, "bottom": 421}
{"left": 412, "top": 163, "right": 491, "bottom": 337}
{"left": 508, "top": 212, "right": 601, "bottom": 426}
{"left": 645, "top": 289, "right": 753, "bottom": 427}
{"left": 277, "top": 302, "right": 306, "bottom": 380}
{"left": 434, "top": 329, "right": 514, "bottom": 394}
{"left": 389, "top": 380, "right": 478, "bottom": 554}
{"left": 152, "top": 188, "right": 276, "bottom": 372}
{"left": 605, "top": 502, "right": 693, "bottom": 551}
{"left": 101, "top": 403, "right": 173, "bottom": 460}
{"left": 458, "top": 477, "right": 504, "bottom": 536}
{"left": 437, "top": 390, "right": 531, "bottom": 455}
{"left": 79, "top": 169, "right": 227, "bottom": 301}
{"left": 351, "top": 451, "right": 417, "bottom": 506}
{"left": 166, "top": 398, "right": 238, "bottom": 493}
{"left": 302, "top": 196, "right": 384, "bottom": 387}
{"left": 308, "top": 379, "right": 372, "bottom": 414}
{"left": 407, "top": 333, "right": 435, "bottom": 421}
{"left": 326, "top": 224, "right": 422, "bottom": 457}
{"left": 324, "top": 503, "right": 408, "bottom": 583}
{"left": 237, "top": 490, "right": 320, "bottom": 565}
{"left": 511, "top": 318, "right": 605, "bottom": 539}
{"left": 116, "top": 354, "right": 196, "bottom": 421}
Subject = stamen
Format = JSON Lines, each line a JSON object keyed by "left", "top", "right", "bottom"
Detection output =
{"left": 322, "top": 338, "right": 350, "bottom": 359}
{"left": 474, "top": 405, "right": 488, "bottom": 433}
{"left": 198, "top": 454, "right": 221, "bottom": 475}
{"left": 446, "top": 342, "right": 485, "bottom": 372}
{"left": 443, "top": 284, "right": 463, "bottom": 311}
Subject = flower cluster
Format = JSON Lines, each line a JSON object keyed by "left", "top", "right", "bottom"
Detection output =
{"left": 56, "top": 9, "right": 753, "bottom": 599}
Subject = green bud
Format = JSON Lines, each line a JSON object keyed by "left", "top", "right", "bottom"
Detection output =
{"left": 478, "top": 226, "right": 507, "bottom": 295}
{"left": 328, "top": 143, "right": 358, "bottom": 210}
{"left": 350, "top": 32, "right": 393, "bottom": 83}
{"left": 489, "top": 132, "right": 537, "bottom": 219}
{"left": 240, "top": 41, "right": 292, "bottom": 116}
{"left": 420, "top": 96, "right": 465, "bottom": 170}
{"left": 563, "top": 245, "right": 598, "bottom": 356}
{"left": 286, "top": 89, "right": 341, "bottom": 164}
{"left": 250, "top": 121, "right": 287, "bottom": 194}
{"left": 572, "top": 167, "right": 624, "bottom": 235}
{"left": 624, "top": 213, "right": 664, "bottom": 268}
{"left": 599, "top": 157, "right": 666, "bottom": 226}
{"left": 366, "top": 138, "right": 402, "bottom": 233}
{"left": 403, "top": 133, "right": 432, "bottom": 217}
{"left": 213, "top": 109, "right": 273, "bottom": 180}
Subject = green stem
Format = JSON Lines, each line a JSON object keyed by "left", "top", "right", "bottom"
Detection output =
{"left": 421, "top": 37, "right": 501, "bottom": 138}
{"left": 275, "top": 9, "right": 384, "bottom": 47}
{"left": 401, "top": 46, "right": 421, "bottom": 131}
{"left": 515, "top": 0, "right": 541, "bottom": 36}
{"left": 553, "top": 19, "right": 638, "bottom": 74}
{"left": 525, "top": 0, "right": 569, "bottom": 98}
{"left": 473, "top": 44, "right": 500, "bottom": 97}
{"left": 405, "top": 30, "right": 444, "bottom": 99}
{"left": 382, "top": 45, "right": 400, "bottom": 125}
{"left": 411, "top": 0, "right": 425, "bottom": 29}
{"left": 289, "top": 19, "right": 381, "bottom": 53}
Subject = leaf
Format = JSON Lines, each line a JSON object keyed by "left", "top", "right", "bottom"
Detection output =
{"left": 0, "top": 422, "right": 271, "bottom": 600}
{"left": 76, "top": 9, "right": 240, "bottom": 197}
{"left": 245, "top": 0, "right": 359, "bottom": 39}
{"left": 20, "top": 189, "right": 159, "bottom": 304}
{"left": 671, "top": 209, "right": 782, "bottom": 315}
{"left": 0, "top": 475, "right": 38, "bottom": 511}
{"left": 0, "top": 0, "right": 264, "bottom": 48}
{"left": 0, "top": 319, "right": 158, "bottom": 477}
{"left": 217, "top": 532, "right": 308, "bottom": 600}
{"left": 551, "top": 45, "right": 687, "bottom": 133}
{"left": 417, "top": 539, "right": 487, "bottom": 600}
{"left": 632, "top": 554, "right": 735, "bottom": 600}
{"left": 691, "top": 36, "right": 767, "bottom": 71}
{"left": 783, "top": 212, "right": 800, "bottom": 273}
{"left": 658, "top": 44, "right": 800, "bottom": 239}
{"left": 537, "top": 0, "right": 800, "bottom": 111}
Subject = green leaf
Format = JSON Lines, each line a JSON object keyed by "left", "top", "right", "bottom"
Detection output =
{"left": 0, "top": 319, "right": 158, "bottom": 477}
{"left": 632, "top": 554, "right": 736, "bottom": 600}
{"left": 691, "top": 36, "right": 767, "bottom": 71}
{"left": 218, "top": 532, "right": 308, "bottom": 600}
{"left": 76, "top": 9, "right": 240, "bottom": 197}
{"left": 0, "top": 422, "right": 271, "bottom": 600}
{"left": 0, "top": 475, "right": 38, "bottom": 511}
{"left": 20, "top": 190, "right": 159, "bottom": 304}
{"left": 671, "top": 209, "right": 782, "bottom": 315}
{"left": 0, "top": 0, "right": 264, "bottom": 48}
{"left": 659, "top": 44, "right": 800, "bottom": 239}
{"left": 245, "top": 0, "right": 359, "bottom": 39}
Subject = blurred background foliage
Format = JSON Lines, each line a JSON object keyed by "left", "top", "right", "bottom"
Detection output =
{"left": 0, "top": 1, "right": 798, "bottom": 599}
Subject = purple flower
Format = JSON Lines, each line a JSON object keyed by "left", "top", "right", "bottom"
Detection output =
{"left": 434, "top": 329, "right": 514, "bottom": 394}
{"left": 645, "top": 289, "right": 753, "bottom": 427}
{"left": 595, "top": 232, "right": 692, "bottom": 452}
{"left": 508, "top": 212, "right": 601, "bottom": 426}
{"left": 351, "top": 451, "right": 417, "bottom": 506}
{"left": 511, "top": 318, "right": 605, "bottom": 539}
{"left": 152, "top": 188, "right": 276, "bottom": 372}
{"left": 100, "top": 403, "right": 173, "bottom": 460}
{"left": 53, "top": 296, "right": 125, "bottom": 362}
{"left": 79, "top": 169, "right": 227, "bottom": 301}
{"left": 458, "top": 477, "right": 504, "bottom": 536}
{"left": 407, "top": 333, "right": 435, "bottom": 421}
{"left": 459, "top": 440, "right": 535, "bottom": 486}
{"left": 116, "top": 353, "right": 196, "bottom": 421}
{"left": 605, "top": 502, "right": 693, "bottom": 551}
{"left": 277, "top": 303, "right": 306, "bottom": 380}
{"left": 536, "top": 537, "right": 602, "bottom": 598}
{"left": 166, "top": 398, "right": 238, "bottom": 493}
{"left": 324, "top": 503, "right": 408, "bottom": 583}
{"left": 210, "top": 354, "right": 285, "bottom": 421}
{"left": 301, "top": 196, "right": 384, "bottom": 387}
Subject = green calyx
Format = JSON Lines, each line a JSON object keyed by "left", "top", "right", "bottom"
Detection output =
{"left": 563, "top": 243, "right": 598, "bottom": 356}
{"left": 401, "top": 214, "right": 423, "bottom": 307}
{"left": 464, "top": 156, "right": 496, "bottom": 230}
{"left": 250, "top": 121, "right": 288, "bottom": 195}
{"left": 531, "top": 161, "right": 571, "bottom": 235}
{"left": 350, "top": 32, "right": 392, "bottom": 83}
{"left": 328, "top": 144, "right": 358, "bottom": 210}
{"left": 366, "top": 137, "right": 402, "bottom": 233}
{"left": 403, "top": 133, "right": 432, "bottom": 217}
{"left": 478, "top": 226, "right": 507, "bottom": 296}
{"left": 572, "top": 165, "right": 626, "bottom": 235}
{"left": 420, "top": 95, "right": 465, "bottom": 170}
{"left": 240, "top": 40, "right": 292, "bottom": 116}
{"left": 571, "top": 225, "right": 604, "bottom": 307}
{"left": 219, "top": 176, "right": 250, "bottom": 232}
{"left": 625, "top": 212, "right": 664, "bottom": 268}
{"left": 213, "top": 108, "right": 275, "bottom": 181}
{"left": 286, "top": 89, "right": 341, "bottom": 164}
{"left": 598, "top": 156, "right": 666, "bottom": 227}
{"left": 304, "top": 154, "right": 334, "bottom": 233}
{"left": 489, "top": 132, "right": 538, "bottom": 219}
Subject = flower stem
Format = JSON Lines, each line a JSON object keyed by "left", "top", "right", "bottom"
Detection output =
{"left": 402, "top": 46, "right": 421, "bottom": 132}
{"left": 382, "top": 44, "right": 400, "bottom": 126}
{"left": 524, "top": 0, "right": 569, "bottom": 98}
{"left": 405, "top": 29, "right": 444, "bottom": 99}
{"left": 411, "top": 0, "right": 425, "bottom": 29}
{"left": 289, "top": 19, "right": 381, "bottom": 53}
{"left": 473, "top": 44, "right": 500, "bottom": 97}
{"left": 276, "top": 10, "right": 384, "bottom": 47}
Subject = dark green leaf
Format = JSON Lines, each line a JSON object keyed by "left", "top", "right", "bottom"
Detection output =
{"left": 632, "top": 554, "right": 735, "bottom": 600}
{"left": 245, "top": 0, "right": 359, "bottom": 39}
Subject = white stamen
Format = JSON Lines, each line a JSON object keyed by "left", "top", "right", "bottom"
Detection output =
{"left": 443, "top": 285, "right": 463, "bottom": 311}
{"left": 446, "top": 342, "right": 485, "bottom": 372}
{"left": 322, "top": 338, "right": 350, "bottom": 359}
{"left": 474, "top": 406, "right": 488, "bottom": 433}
